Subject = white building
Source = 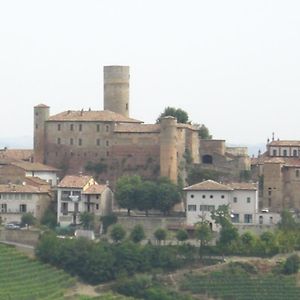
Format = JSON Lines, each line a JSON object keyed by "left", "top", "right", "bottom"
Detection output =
{"left": 184, "top": 180, "right": 272, "bottom": 231}
{"left": 57, "top": 175, "right": 113, "bottom": 226}
{"left": 0, "top": 183, "right": 51, "bottom": 224}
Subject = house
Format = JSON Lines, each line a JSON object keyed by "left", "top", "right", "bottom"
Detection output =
{"left": 57, "top": 175, "right": 113, "bottom": 226}
{"left": 184, "top": 180, "right": 267, "bottom": 231}
{"left": 0, "top": 161, "right": 59, "bottom": 186}
{"left": 251, "top": 138, "right": 300, "bottom": 212}
{"left": 0, "top": 183, "right": 51, "bottom": 224}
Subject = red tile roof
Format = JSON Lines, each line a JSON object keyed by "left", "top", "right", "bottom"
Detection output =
{"left": 0, "top": 149, "right": 33, "bottom": 162}
{"left": 48, "top": 110, "right": 142, "bottom": 123}
{"left": 227, "top": 182, "right": 257, "bottom": 190}
{"left": 58, "top": 175, "right": 93, "bottom": 188}
{"left": 0, "top": 184, "right": 49, "bottom": 194}
{"left": 11, "top": 161, "right": 59, "bottom": 172}
{"left": 184, "top": 180, "right": 233, "bottom": 191}
{"left": 82, "top": 184, "right": 106, "bottom": 194}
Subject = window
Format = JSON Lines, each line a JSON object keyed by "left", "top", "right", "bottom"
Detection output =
{"left": 293, "top": 149, "right": 298, "bottom": 157}
{"left": 57, "top": 124, "right": 61, "bottom": 131}
{"left": 188, "top": 205, "right": 196, "bottom": 211}
{"left": 70, "top": 124, "right": 74, "bottom": 131}
{"left": 190, "top": 194, "right": 194, "bottom": 198}
{"left": 96, "top": 204, "right": 99, "bottom": 210}
{"left": 296, "top": 170, "right": 300, "bottom": 178}
{"left": 200, "top": 205, "right": 215, "bottom": 212}
{"left": 70, "top": 138, "right": 74, "bottom": 145}
{"left": 210, "top": 195, "right": 213, "bottom": 199}
{"left": 79, "top": 124, "right": 82, "bottom": 131}
{"left": 221, "top": 195, "right": 225, "bottom": 199}
{"left": 62, "top": 202, "right": 68, "bottom": 215}
{"left": 106, "top": 140, "right": 109, "bottom": 147}
{"left": 259, "top": 215, "right": 263, "bottom": 225}
{"left": 202, "top": 155, "right": 213, "bottom": 164}
{"left": 232, "top": 214, "right": 239, "bottom": 223}
{"left": 97, "top": 139, "right": 100, "bottom": 146}
{"left": 1, "top": 204, "right": 7, "bottom": 213}
{"left": 244, "top": 214, "right": 253, "bottom": 223}
{"left": 97, "top": 124, "right": 100, "bottom": 132}
{"left": 106, "top": 151, "right": 110, "bottom": 157}
{"left": 272, "top": 149, "right": 277, "bottom": 156}
{"left": 126, "top": 103, "right": 128, "bottom": 110}
{"left": 78, "top": 138, "right": 82, "bottom": 146}
{"left": 57, "top": 138, "right": 61, "bottom": 145}
{"left": 247, "top": 197, "right": 251, "bottom": 203}
{"left": 20, "top": 204, "right": 27, "bottom": 213}
{"left": 202, "top": 195, "right": 206, "bottom": 199}
{"left": 283, "top": 149, "right": 287, "bottom": 156}
{"left": 233, "top": 197, "right": 237, "bottom": 203}
{"left": 268, "top": 190, "right": 272, "bottom": 196}
{"left": 270, "top": 216, "right": 273, "bottom": 224}
{"left": 106, "top": 125, "right": 109, "bottom": 132}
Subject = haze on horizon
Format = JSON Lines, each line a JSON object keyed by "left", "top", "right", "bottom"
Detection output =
{"left": 1, "top": 0, "right": 300, "bottom": 148}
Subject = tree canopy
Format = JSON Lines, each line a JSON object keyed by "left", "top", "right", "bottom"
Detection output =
{"left": 115, "top": 175, "right": 181, "bottom": 216}
{"left": 156, "top": 107, "right": 189, "bottom": 124}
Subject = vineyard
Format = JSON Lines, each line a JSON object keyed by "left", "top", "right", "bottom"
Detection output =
{"left": 181, "top": 262, "right": 300, "bottom": 300}
{"left": 0, "top": 243, "right": 75, "bottom": 300}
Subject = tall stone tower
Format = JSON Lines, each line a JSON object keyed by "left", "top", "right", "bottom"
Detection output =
{"left": 160, "top": 116, "right": 178, "bottom": 183}
{"left": 33, "top": 104, "right": 49, "bottom": 163}
{"left": 103, "top": 66, "right": 129, "bottom": 117}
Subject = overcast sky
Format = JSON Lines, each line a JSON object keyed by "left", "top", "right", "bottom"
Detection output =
{"left": 1, "top": 0, "right": 300, "bottom": 147}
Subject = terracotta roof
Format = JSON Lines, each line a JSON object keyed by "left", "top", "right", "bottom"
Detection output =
{"left": 269, "top": 140, "right": 300, "bottom": 147}
{"left": 34, "top": 103, "right": 49, "bottom": 108}
{"left": 227, "top": 182, "right": 257, "bottom": 191}
{"left": 82, "top": 184, "right": 106, "bottom": 194}
{"left": 48, "top": 110, "right": 142, "bottom": 123}
{"left": 24, "top": 177, "right": 50, "bottom": 186}
{"left": 114, "top": 123, "right": 160, "bottom": 133}
{"left": 0, "top": 184, "right": 48, "bottom": 194}
{"left": 264, "top": 158, "right": 286, "bottom": 164}
{"left": 11, "top": 161, "right": 59, "bottom": 172}
{"left": 58, "top": 175, "right": 92, "bottom": 188}
{"left": 0, "top": 149, "right": 33, "bottom": 161}
{"left": 184, "top": 180, "right": 233, "bottom": 191}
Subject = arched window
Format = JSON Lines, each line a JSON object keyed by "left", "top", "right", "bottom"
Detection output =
{"left": 202, "top": 155, "right": 213, "bottom": 164}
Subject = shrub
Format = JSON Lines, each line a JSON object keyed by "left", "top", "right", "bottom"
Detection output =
{"left": 283, "top": 254, "right": 300, "bottom": 275}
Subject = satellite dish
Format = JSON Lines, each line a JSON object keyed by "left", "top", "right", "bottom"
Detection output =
{"left": 69, "top": 195, "right": 79, "bottom": 202}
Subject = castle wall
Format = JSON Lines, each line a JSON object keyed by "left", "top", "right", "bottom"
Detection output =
{"left": 199, "top": 139, "right": 226, "bottom": 157}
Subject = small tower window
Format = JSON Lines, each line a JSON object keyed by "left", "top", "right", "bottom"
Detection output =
{"left": 97, "top": 124, "right": 100, "bottom": 132}
{"left": 57, "top": 138, "right": 61, "bottom": 145}
{"left": 294, "top": 149, "right": 298, "bottom": 157}
{"left": 272, "top": 149, "right": 277, "bottom": 156}
{"left": 57, "top": 124, "right": 61, "bottom": 131}
{"left": 79, "top": 124, "right": 82, "bottom": 131}
{"left": 78, "top": 139, "right": 82, "bottom": 146}
{"left": 126, "top": 103, "right": 128, "bottom": 110}
{"left": 70, "top": 124, "right": 74, "bottom": 131}
{"left": 283, "top": 149, "right": 287, "bottom": 156}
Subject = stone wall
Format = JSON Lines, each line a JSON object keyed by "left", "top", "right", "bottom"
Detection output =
{"left": 0, "top": 228, "right": 40, "bottom": 246}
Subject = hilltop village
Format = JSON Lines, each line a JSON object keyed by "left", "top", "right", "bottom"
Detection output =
{"left": 0, "top": 65, "right": 298, "bottom": 235}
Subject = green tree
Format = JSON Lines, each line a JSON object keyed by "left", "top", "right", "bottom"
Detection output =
{"left": 100, "top": 214, "right": 118, "bottom": 233}
{"left": 79, "top": 212, "right": 94, "bottom": 230}
{"left": 240, "top": 231, "right": 256, "bottom": 254}
{"left": 41, "top": 206, "right": 57, "bottom": 229}
{"left": 283, "top": 254, "right": 300, "bottom": 274}
{"left": 110, "top": 224, "right": 126, "bottom": 243}
{"left": 21, "top": 212, "right": 36, "bottom": 227}
{"left": 130, "top": 225, "right": 146, "bottom": 243}
{"left": 154, "top": 228, "right": 167, "bottom": 245}
{"left": 156, "top": 107, "right": 189, "bottom": 124}
{"left": 155, "top": 178, "right": 181, "bottom": 215}
{"left": 136, "top": 181, "right": 157, "bottom": 216}
{"left": 195, "top": 222, "right": 212, "bottom": 259}
{"left": 211, "top": 205, "right": 238, "bottom": 253}
{"left": 198, "top": 124, "right": 212, "bottom": 139}
{"left": 115, "top": 175, "right": 143, "bottom": 216}
{"left": 176, "top": 229, "right": 189, "bottom": 244}
{"left": 278, "top": 209, "right": 297, "bottom": 231}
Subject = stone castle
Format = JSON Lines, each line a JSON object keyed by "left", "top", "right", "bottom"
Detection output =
{"left": 34, "top": 66, "right": 250, "bottom": 185}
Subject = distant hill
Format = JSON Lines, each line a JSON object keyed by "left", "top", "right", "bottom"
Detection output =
{"left": 0, "top": 136, "right": 32, "bottom": 149}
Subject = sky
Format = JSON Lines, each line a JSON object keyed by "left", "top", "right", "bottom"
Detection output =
{"left": 1, "top": 0, "right": 300, "bottom": 148}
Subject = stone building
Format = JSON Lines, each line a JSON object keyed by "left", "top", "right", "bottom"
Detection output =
{"left": 252, "top": 139, "right": 300, "bottom": 213}
{"left": 33, "top": 65, "right": 249, "bottom": 186}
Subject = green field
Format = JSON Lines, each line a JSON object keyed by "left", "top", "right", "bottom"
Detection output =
{"left": 181, "top": 263, "right": 300, "bottom": 300}
{"left": 0, "top": 243, "right": 75, "bottom": 300}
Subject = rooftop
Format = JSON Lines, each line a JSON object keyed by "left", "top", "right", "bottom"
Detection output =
{"left": 58, "top": 175, "right": 93, "bottom": 188}
{"left": 0, "top": 184, "right": 49, "bottom": 194}
{"left": 82, "top": 184, "right": 107, "bottom": 194}
{"left": 11, "top": 161, "right": 59, "bottom": 172}
{"left": 48, "top": 110, "right": 142, "bottom": 123}
{"left": 268, "top": 140, "right": 300, "bottom": 147}
{"left": 184, "top": 180, "right": 233, "bottom": 191}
